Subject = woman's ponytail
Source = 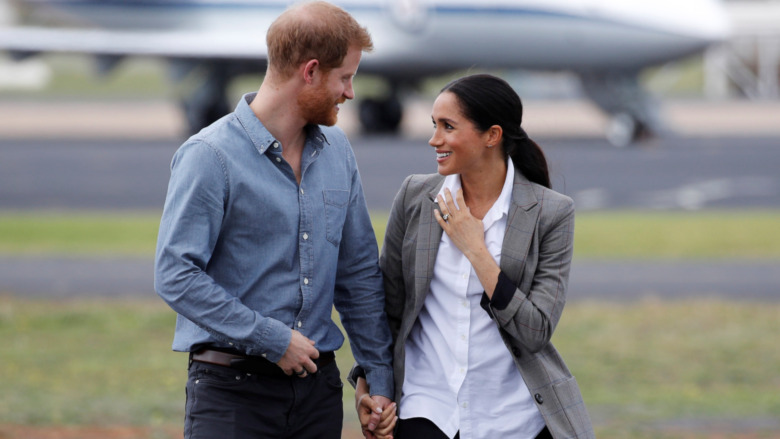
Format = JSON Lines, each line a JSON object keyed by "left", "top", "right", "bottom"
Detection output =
{"left": 505, "top": 127, "right": 550, "bottom": 189}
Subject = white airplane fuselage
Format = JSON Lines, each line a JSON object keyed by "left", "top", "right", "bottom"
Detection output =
{"left": 15, "top": 0, "right": 730, "bottom": 73}
{"left": 5, "top": 0, "right": 731, "bottom": 143}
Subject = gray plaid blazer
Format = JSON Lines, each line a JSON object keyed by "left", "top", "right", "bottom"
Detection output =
{"left": 380, "top": 172, "right": 595, "bottom": 439}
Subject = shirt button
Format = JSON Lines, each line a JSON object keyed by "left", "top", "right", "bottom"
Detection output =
{"left": 272, "top": 142, "right": 279, "bottom": 149}
{"left": 303, "top": 233, "right": 308, "bottom": 240}
{"left": 462, "top": 273, "right": 467, "bottom": 279}
{"left": 462, "top": 402, "right": 468, "bottom": 408}
{"left": 304, "top": 278, "right": 309, "bottom": 285}
{"left": 297, "top": 321, "right": 302, "bottom": 328}
{"left": 300, "top": 188, "right": 304, "bottom": 195}
{"left": 261, "top": 353, "right": 267, "bottom": 358}
{"left": 460, "top": 334, "right": 467, "bottom": 341}
{"left": 275, "top": 157, "right": 281, "bottom": 163}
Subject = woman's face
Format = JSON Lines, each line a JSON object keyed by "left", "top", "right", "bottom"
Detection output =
{"left": 429, "top": 91, "right": 492, "bottom": 177}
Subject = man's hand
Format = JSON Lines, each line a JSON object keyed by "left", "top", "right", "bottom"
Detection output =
{"left": 276, "top": 329, "right": 319, "bottom": 377}
{"left": 355, "top": 378, "right": 396, "bottom": 439}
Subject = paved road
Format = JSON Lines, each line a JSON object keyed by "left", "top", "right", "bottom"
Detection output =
{"left": 1, "top": 135, "right": 779, "bottom": 211}
{"left": 2, "top": 256, "right": 778, "bottom": 301}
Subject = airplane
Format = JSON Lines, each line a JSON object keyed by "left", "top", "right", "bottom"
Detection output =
{"left": 0, "top": 0, "right": 731, "bottom": 146}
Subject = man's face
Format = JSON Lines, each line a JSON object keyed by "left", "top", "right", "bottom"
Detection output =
{"left": 298, "top": 45, "right": 362, "bottom": 126}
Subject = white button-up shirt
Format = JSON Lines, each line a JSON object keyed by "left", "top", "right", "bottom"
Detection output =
{"left": 400, "top": 160, "right": 545, "bottom": 438}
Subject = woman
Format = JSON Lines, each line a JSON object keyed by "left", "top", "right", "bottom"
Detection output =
{"left": 354, "top": 74, "right": 595, "bottom": 439}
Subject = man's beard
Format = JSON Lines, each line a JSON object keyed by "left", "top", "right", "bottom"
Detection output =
{"left": 298, "top": 80, "right": 340, "bottom": 126}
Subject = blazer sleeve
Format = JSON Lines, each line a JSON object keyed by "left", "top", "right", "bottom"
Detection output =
{"left": 488, "top": 193, "right": 575, "bottom": 353}
{"left": 379, "top": 174, "right": 413, "bottom": 343}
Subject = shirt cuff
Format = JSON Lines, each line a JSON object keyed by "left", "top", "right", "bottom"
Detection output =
{"left": 489, "top": 270, "right": 516, "bottom": 311}
{"left": 245, "top": 318, "right": 291, "bottom": 363}
{"left": 365, "top": 367, "right": 395, "bottom": 400}
{"left": 347, "top": 363, "right": 365, "bottom": 388}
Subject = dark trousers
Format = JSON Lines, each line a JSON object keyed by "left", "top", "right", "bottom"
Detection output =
{"left": 397, "top": 417, "right": 553, "bottom": 439}
{"left": 184, "top": 360, "right": 343, "bottom": 439}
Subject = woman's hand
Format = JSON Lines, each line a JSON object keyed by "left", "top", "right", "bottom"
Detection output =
{"left": 434, "top": 188, "right": 487, "bottom": 259}
{"left": 355, "top": 378, "right": 397, "bottom": 439}
{"left": 434, "top": 188, "right": 501, "bottom": 298}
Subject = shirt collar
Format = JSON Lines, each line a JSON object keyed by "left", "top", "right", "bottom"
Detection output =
{"left": 235, "top": 92, "right": 330, "bottom": 155}
{"left": 436, "top": 158, "right": 515, "bottom": 230}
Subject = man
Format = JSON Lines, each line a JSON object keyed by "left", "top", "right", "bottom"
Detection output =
{"left": 154, "top": 2, "right": 393, "bottom": 438}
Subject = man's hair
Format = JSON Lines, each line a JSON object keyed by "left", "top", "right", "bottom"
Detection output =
{"left": 267, "top": 1, "right": 373, "bottom": 79}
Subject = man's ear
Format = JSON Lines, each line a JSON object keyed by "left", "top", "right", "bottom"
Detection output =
{"left": 301, "top": 59, "right": 320, "bottom": 84}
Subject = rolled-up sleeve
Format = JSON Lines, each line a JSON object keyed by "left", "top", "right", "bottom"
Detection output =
{"left": 154, "top": 140, "right": 291, "bottom": 361}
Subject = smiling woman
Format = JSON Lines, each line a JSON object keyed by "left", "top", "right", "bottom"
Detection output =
{"left": 353, "top": 74, "right": 594, "bottom": 439}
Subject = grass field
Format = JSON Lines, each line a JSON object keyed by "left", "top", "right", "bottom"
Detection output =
{"left": 2, "top": 298, "right": 778, "bottom": 439}
{"left": 1, "top": 209, "right": 779, "bottom": 438}
{"left": 2, "top": 209, "right": 780, "bottom": 259}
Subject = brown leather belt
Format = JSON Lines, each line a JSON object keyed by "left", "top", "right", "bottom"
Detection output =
{"left": 191, "top": 348, "right": 335, "bottom": 377}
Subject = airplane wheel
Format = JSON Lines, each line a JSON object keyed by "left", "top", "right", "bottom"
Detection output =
{"left": 605, "top": 113, "right": 640, "bottom": 147}
{"left": 183, "top": 98, "right": 230, "bottom": 135}
{"left": 359, "top": 97, "right": 402, "bottom": 133}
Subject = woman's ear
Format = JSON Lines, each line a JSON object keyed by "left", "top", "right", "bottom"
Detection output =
{"left": 487, "top": 125, "right": 503, "bottom": 147}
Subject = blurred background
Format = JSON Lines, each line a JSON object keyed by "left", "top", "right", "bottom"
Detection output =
{"left": 1, "top": 1, "right": 779, "bottom": 438}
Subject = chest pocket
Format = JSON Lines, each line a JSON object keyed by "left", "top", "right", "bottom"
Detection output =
{"left": 323, "top": 189, "right": 350, "bottom": 246}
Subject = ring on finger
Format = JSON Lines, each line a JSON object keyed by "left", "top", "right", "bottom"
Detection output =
{"left": 294, "top": 368, "right": 306, "bottom": 376}
{"left": 441, "top": 213, "right": 450, "bottom": 221}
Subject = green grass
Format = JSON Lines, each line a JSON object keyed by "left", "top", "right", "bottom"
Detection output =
{"left": 1, "top": 297, "right": 778, "bottom": 438}
{"left": 572, "top": 210, "right": 780, "bottom": 259}
{"left": 2, "top": 55, "right": 171, "bottom": 99}
{"left": 1, "top": 210, "right": 779, "bottom": 259}
{"left": 0, "top": 211, "right": 161, "bottom": 257}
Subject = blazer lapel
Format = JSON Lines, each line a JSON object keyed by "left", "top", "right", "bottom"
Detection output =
{"left": 500, "top": 174, "right": 541, "bottom": 280}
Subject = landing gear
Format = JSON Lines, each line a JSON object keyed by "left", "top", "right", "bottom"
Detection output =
{"left": 358, "top": 96, "right": 403, "bottom": 133}
{"left": 179, "top": 63, "right": 231, "bottom": 135}
{"left": 182, "top": 94, "right": 230, "bottom": 135}
{"left": 605, "top": 112, "right": 650, "bottom": 148}
{"left": 578, "top": 71, "right": 661, "bottom": 147}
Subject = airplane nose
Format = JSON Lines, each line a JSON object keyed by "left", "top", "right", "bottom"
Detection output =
{"left": 616, "top": 0, "right": 732, "bottom": 64}
{"left": 662, "top": 0, "right": 731, "bottom": 44}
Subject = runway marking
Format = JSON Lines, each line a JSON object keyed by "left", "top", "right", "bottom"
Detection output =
{"left": 643, "top": 176, "right": 778, "bottom": 210}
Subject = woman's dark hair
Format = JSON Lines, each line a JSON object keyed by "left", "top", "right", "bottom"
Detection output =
{"left": 440, "top": 74, "right": 551, "bottom": 189}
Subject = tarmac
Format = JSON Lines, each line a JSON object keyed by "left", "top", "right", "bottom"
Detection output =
{"left": 2, "top": 97, "right": 780, "bottom": 141}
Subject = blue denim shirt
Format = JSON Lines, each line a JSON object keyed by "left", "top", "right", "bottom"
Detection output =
{"left": 155, "top": 93, "right": 393, "bottom": 397}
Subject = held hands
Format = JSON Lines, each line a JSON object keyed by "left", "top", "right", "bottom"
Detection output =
{"left": 355, "top": 378, "right": 397, "bottom": 439}
{"left": 276, "top": 329, "right": 319, "bottom": 377}
{"left": 434, "top": 188, "right": 487, "bottom": 259}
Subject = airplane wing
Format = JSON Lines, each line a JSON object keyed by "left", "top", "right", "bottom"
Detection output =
{"left": 0, "top": 26, "right": 267, "bottom": 59}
